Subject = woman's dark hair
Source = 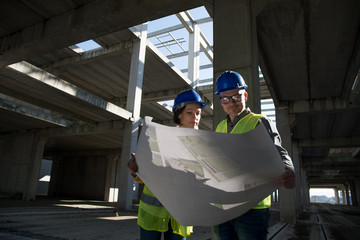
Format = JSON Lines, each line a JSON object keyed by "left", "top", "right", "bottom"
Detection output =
{"left": 173, "top": 106, "right": 185, "bottom": 124}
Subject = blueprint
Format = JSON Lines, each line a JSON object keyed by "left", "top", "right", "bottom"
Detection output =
{"left": 135, "top": 116, "right": 285, "bottom": 226}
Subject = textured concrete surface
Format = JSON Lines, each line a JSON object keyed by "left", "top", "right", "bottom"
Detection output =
{"left": 0, "top": 199, "right": 212, "bottom": 240}
{"left": 2, "top": 199, "right": 358, "bottom": 240}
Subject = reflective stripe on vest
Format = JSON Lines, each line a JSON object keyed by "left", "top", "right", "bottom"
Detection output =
{"left": 216, "top": 112, "right": 271, "bottom": 209}
{"left": 137, "top": 186, "right": 193, "bottom": 237}
{"left": 140, "top": 192, "right": 163, "bottom": 207}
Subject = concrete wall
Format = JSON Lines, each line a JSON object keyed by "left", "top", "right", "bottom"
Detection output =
{"left": 0, "top": 130, "right": 115, "bottom": 201}
{"left": 49, "top": 155, "right": 109, "bottom": 200}
{"left": 0, "top": 133, "right": 45, "bottom": 200}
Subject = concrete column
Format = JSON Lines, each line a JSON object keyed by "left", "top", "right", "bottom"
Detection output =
{"left": 349, "top": 179, "right": 359, "bottom": 206}
{"left": 274, "top": 189, "right": 279, "bottom": 202}
{"left": 108, "top": 152, "right": 121, "bottom": 202}
{"left": 334, "top": 187, "right": 340, "bottom": 204}
{"left": 0, "top": 133, "right": 46, "bottom": 200}
{"left": 213, "top": 0, "right": 260, "bottom": 129}
{"left": 341, "top": 188, "right": 345, "bottom": 204}
{"left": 104, "top": 151, "right": 120, "bottom": 202}
{"left": 345, "top": 184, "right": 351, "bottom": 205}
{"left": 188, "top": 23, "right": 200, "bottom": 87}
{"left": 24, "top": 134, "right": 47, "bottom": 201}
{"left": 301, "top": 169, "right": 310, "bottom": 206}
{"left": 276, "top": 106, "right": 296, "bottom": 224}
{"left": 352, "top": 178, "right": 360, "bottom": 206}
{"left": 117, "top": 23, "right": 148, "bottom": 210}
{"left": 291, "top": 140, "right": 302, "bottom": 211}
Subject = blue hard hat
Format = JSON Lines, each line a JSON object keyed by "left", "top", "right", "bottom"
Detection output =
{"left": 172, "top": 89, "right": 206, "bottom": 113}
{"left": 215, "top": 71, "right": 248, "bottom": 95}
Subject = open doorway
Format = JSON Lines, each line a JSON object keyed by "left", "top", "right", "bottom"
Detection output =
{"left": 36, "top": 159, "right": 52, "bottom": 196}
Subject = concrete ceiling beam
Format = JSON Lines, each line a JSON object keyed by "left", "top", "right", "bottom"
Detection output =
{"left": 289, "top": 98, "right": 360, "bottom": 114}
{"left": 3, "top": 61, "right": 133, "bottom": 122}
{"left": 0, "top": 0, "right": 203, "bottom": 67}
{"left": 298, "top": 136, "right": 360, "bottom": 148}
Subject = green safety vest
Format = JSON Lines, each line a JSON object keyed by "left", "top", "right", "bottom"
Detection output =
{"left": 215, "top": 112, "right": 271, "bottom": 209}
{"left": 137, "top": 185, "right": 193, "bottom": 237}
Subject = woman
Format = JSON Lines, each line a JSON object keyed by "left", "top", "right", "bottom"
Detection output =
{"left": 127, "top": 89, "right": 206, "bottom": 240}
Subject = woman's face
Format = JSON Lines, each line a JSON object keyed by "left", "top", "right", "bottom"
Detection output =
{"left": 178, "top": 103, "right": 202, "bottom": 129}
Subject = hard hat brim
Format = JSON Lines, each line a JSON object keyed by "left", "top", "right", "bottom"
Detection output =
{"left": 215, "top": 86, "right": 247, "bottom": 95}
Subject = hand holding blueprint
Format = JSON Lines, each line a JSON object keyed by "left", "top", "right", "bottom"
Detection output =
{"left": 135, "top": 117, "right": 284, "bottom": 226}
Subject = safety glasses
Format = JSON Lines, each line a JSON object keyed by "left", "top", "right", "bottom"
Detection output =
{"left": 219, "top": 93, "right": 243, "bottom": 104}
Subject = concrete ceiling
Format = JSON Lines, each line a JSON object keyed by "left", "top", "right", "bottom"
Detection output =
{"left": 0, "top": 0, "right": 360, "bottom": 189}
{"left": 0, "top": 0, "right": 212, "bottom": 154}
{"left": 256, "top": 0, "right": 360, "bottom": 187}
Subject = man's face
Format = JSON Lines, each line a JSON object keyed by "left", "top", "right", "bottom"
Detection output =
{"left": 219, "top": 88, "right": 248, "bottom": 118}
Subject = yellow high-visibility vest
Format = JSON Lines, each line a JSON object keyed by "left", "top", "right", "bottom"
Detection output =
{"left": 137, "top": 185, "right": 193, "bottom": 237}
{"left": 216, "top": 112, "right": 271, "bottom": 209}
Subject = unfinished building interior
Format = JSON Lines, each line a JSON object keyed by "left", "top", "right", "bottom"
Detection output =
{"left": 1, "top": 0, "right": 360, "bottom": 239}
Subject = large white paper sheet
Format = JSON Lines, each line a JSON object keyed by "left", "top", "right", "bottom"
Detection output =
{"left": 135, "top": 117, "right": 284, "bottom": 226}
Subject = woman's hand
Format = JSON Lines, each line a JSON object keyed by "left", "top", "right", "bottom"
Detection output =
{"left": 127, "top": 153, "right": 138, "bottom": 178}
{"left": 277, "top": 170, "right": 295, "bottom": 189}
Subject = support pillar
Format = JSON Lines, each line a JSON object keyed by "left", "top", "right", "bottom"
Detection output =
{"left": 213, "top": 0, "right": 260, "bottom": 129}
{"left": 105, "top": 151, "right": 120, "bottom": 202}
{"left": 339, "top": 188, "right": 343, "bottom": 204}
{"left": 334, "top": 187, "right": 340, "bottom": 204}
{"left": 188, "top": 23, "right": 200, "bottom": 88}
{"left": 24, "top": 134, "right": 47, "bottom": 201}
{"left": 292, "top": 141, "right": 302, "bottom": 211}
{"left": 340, "top": 188, "right": 345, "bottom": 204}
{"left": 0, "top": 133, "right": 46, "bottom": 200}
{"left": 350, "top": 179, "right": 359, "bottom": 206}
{"left": 301, "top": 169, "right": 310, "bottom": 206}
{"left": 117, "top": 23, "right": 148, "bottom": 210}
{"left": 345, "top": 184, "right": 351, "bottom": 205}
{"left": 274, "top": 189, "right": 279, "bottom": 202}
{"left": 276, "top": 106, "right": 296, "bottom": 224}
{"left": 352, "top": 177, "right": 360, "bottom": 206}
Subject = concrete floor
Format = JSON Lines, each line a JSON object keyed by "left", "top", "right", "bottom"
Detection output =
{"left": 268, "top": 203, "right": 360, "bottom": 240}
{"left": 0, "top": 198, "right": 211, "bottom": 240}
{"left": 0, "top": 199, "right": 359, "bottom": 239}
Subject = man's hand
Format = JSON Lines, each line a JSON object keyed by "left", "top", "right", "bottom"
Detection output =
{"left": 127, "top": 153, "right": 138, "bottom": 177}
{"left": 277, "top": 170, "right": 295, "bottom": 189}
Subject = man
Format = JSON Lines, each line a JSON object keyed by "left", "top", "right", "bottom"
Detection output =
{"left": 212, "top": 71, "right": 295, "bottom": 240}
